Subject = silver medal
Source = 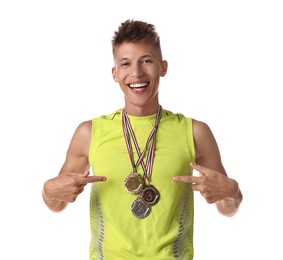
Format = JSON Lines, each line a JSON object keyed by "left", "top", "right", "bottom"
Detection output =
{"left": 131, "top": 197, "right": 151, "bottom": 219}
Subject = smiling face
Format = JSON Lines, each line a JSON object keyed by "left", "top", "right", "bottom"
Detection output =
{"left": 112, "top": 41, "right": 168, "bottom": 116}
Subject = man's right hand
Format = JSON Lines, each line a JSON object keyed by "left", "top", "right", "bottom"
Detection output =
{"left": 42, "top": 171, "right": 107, "bottom": 211}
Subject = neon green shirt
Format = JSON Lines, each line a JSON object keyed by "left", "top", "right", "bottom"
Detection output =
{"left": 89, "top": 109, "right": 195, "bottom": 259}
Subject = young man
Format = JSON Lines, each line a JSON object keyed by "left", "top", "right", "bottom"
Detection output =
{"left": 42, "top": 19, "right": 243, "bottom": 259}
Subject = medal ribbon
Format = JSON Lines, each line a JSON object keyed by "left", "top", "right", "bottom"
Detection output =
{"left": 122, "top": 106, "right": 162, "bottom": 182}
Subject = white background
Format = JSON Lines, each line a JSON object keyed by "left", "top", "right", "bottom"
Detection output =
{"left": 0, "top": 1, "right": 282, "bottom": 259}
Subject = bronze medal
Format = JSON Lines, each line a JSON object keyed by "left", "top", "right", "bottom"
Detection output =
{"left": 140, "top": 185, "right": 160, "bottom": 206}
{"left": 124, "top": 173, "right": 144, "bottom": 194}
{"left": 131, "top": 197, "right": 151, "bottom": 219}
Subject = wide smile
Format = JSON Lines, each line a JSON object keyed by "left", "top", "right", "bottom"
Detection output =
{"left": 128, "top": 82, "right": 149, "bottom": 89}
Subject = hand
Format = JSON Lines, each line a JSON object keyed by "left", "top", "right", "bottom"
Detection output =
{"left": 173, "top": 163, "right": 238, "bottom": 204}
{"left": 44, "top": 171, "right": 107, "bottom": 203}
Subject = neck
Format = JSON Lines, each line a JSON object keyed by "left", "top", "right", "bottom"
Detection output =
{"left": 124, "top": 103, "right": 160, "bottom": 116}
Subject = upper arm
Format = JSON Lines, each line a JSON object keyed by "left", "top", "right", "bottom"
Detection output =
{"left": 192, "top": 119, "right": 227, "bottom": 176}
{"left": 59, "top": 120, "right": 92, "bottom": 175}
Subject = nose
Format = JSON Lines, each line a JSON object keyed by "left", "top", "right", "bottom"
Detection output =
{"left": 130, "top": 64, "right": 144, "bottom": 78}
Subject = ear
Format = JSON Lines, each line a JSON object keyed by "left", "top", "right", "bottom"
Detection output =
{"left": 160, "top": 60, "right": 168, "bottom": 77}
{"left": 112, "top": 67, "right": 118, "bottom": 82}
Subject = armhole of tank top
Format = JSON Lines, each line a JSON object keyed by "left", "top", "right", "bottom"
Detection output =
{"left": 88, "top": 118, "right": 96, "bottom": 166}
{"left": 185, "top": 118, "right": 196, "bottom": 162}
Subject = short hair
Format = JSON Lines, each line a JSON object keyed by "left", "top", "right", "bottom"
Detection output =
{"left": 112, "top": 19, "right": 162, "bottom": 59}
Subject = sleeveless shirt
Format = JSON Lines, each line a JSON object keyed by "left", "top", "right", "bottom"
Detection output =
{"left": 89, "top": 109, "right": 195, "bottom": 260}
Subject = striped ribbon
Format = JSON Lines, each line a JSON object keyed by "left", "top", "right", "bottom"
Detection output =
{"left": 122, "top": 106, "right": 162, "bottom": 182}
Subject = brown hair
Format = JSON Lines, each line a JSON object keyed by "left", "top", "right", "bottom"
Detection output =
{"left": 112, "top": 19, "right": 162, "bottom": 59}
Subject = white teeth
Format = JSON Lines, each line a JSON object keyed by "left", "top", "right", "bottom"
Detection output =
{"left": 129, "top": 83, "right": 148, "bottom": 88}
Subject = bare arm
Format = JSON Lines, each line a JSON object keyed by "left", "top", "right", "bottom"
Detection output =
{"left": 173, "top": 119, "right": 242, "bottom": 217}
{"left": 42, "top": 120, "right": 107, "bottom": 212}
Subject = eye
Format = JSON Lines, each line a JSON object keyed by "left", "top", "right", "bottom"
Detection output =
{"left": 141, "top": 59, "right": 152, "bottom": 64}
{"left": 120, "top": 62, "right": 130, "bottom": 67}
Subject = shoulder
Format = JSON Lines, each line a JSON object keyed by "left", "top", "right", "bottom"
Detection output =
{"left": 73, "top": 110, "right": 122, "bottom": 137}
{"left": 73, "top": 120, "right": 92, "bottom": 141}
{"left": 192, "top": 119, "right": 212, "bottom": 137}
{"left": 192, "top": 119, "right": 218, "bottom": 147}
{"left": 192, "top": 119, "right": 220, "bottom": 159}
{"left": 77, "top": 120, "right": 92, "bottom": 131}
{"left": 67, "top": 120, "right": 93, "bottom": 157}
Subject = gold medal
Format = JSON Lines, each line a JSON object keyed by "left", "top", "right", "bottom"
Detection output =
{"left": 124, "top": 173, "right": 144, "bottom": 194}
{"left": 140, "top": 185, "right": 160, "bottom": 206}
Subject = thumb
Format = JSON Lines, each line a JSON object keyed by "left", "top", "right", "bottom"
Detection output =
{"left": 190, "top": 162, "right": 206, "bottom": 176}
{"left": 82, "top": 170, "right": 90, "bottom": 177}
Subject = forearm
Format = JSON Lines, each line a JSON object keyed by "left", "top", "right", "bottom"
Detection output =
{"left": 216, "top": 187, "right": 243, "bottom": 217}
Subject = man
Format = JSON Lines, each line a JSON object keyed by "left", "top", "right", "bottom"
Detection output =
{"left": 42, "top": 19, "right": 243, "bottom": 259}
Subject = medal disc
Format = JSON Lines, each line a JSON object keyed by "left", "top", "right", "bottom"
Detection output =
{"left": 140, "top": 185, "right": 160, "bottom": 206}
{"left": 124, "top": 173, "right": 144, "bottom": 194}
{"left": 131, "top": 198, "right": 151, "bottom": 219}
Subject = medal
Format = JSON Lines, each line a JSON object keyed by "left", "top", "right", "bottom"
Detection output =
{"left": 124, "top": 173, "right": 144, "bottom": 194}
{"left": 122, "top": 106, "right": 163, "bottom": 218}
{"left": 140, "top": 185, "right": 160, "bottom": 206}
{"left": 131, "top": 197, "right": 151, "bottom": 219}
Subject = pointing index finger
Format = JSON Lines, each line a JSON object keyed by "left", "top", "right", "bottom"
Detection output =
{"left": 173, "top": 175, "right": 202, "bottom": 184}
{"left": 80, "top": 176, "right": 107, "bottom": 184}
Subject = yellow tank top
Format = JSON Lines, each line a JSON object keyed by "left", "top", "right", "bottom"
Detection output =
{"left": 89, "top": 109, "right": 195, "bottom": 260}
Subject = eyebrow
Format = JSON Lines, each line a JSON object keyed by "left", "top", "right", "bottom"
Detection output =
{"left": 118, "top": 55, "right": 154, "bottom": 63}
